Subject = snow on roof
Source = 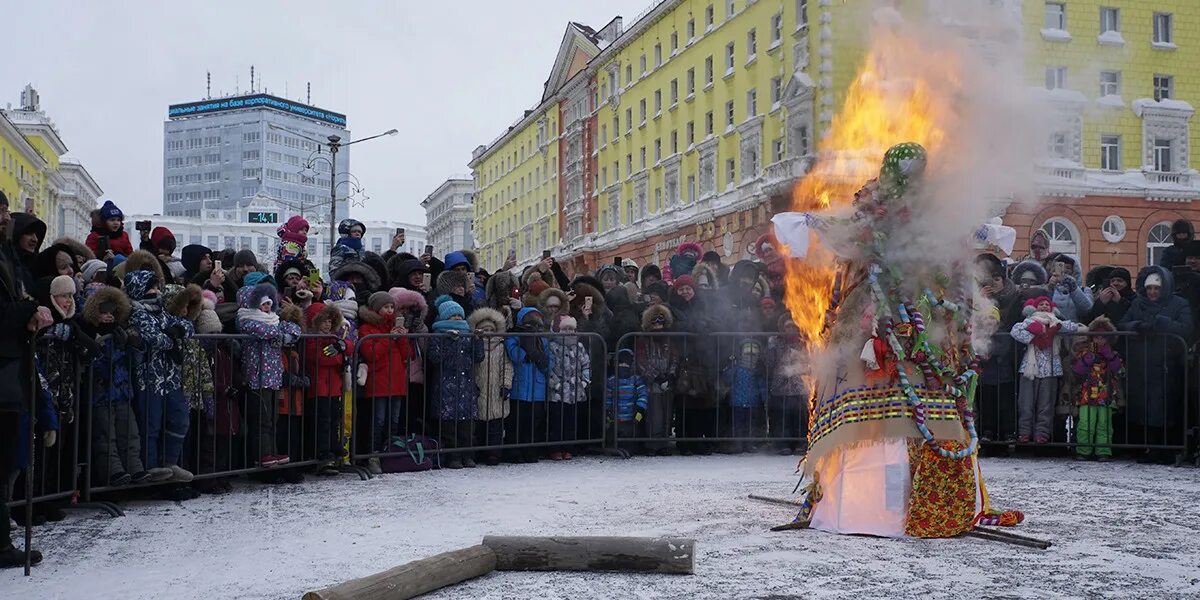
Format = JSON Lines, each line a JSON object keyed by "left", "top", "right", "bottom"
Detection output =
{"left": 1132, "top": 97, "right": 1195, "bottom": 116}
{"left": 1097, "top": 30, "right": 1125, "bottom": 46}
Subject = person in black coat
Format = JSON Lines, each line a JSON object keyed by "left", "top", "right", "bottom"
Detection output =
{"left": 1082, "top": 266, "right": 1135, "bottom": 324}
{"left": 975, "top": 256, "right": 1021, "bottom": 445}
{"left": 1158, "top": 219, "right": 1194, "bottom": 270}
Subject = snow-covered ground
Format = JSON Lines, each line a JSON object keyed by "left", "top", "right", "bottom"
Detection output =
{"left": 4, "top": 455, "right": 1199, "bottom": 600}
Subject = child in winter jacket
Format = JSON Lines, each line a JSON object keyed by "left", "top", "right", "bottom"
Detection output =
{"left": 357, "top": 291, "right": 414, "bottom": 461}
{"left": 1071, "top": 317, "right": 1123, "bottom": 461}
{"left": 505, "top": 307, "right": 554, "bottom": 462}
{"left": 1010, "top": 296, "right": 1084, "bottom": 444}
{"left": 634, "top": 305, "right": 679, "bottom": 455}
{"left": 86, "top": 200, "right": 135, "bottom": 259}
{"left": 548, "top": 316, "right": 591, "bottom": 460}
{"left": 276, "top": 215, "right": 309, "bottom": 268}
{"left": 275, "top": 304, "right": 308, "bottom": 473}
{"left": 124, "top": 269, "right": 195, "bottom": 480}
{"left": 427, "top": 296, "right": 484, "bottom": 469}
{"left": 81, "top": 285, "right": 165, "bottom": 486}
{"left": 236, "top": 281, "right": 299, "bottom": 468}
{"left": 390, "top": 287, "right": 430, "bottom": 435}
{"left": 304, "top": 302, "right": 352, "bottom": 472}
{"left": 606, "top": 348, "right": 649, "bottom": 453}
{"left": 767, "top": 317, "right": 809, "bottom": 454}
{"left": 326, "top": 280, "right": 359, "bottom": 343}
{"left": 469, "top": 308, "right": 512, "bottom": 466}
{"left": 34, "top": 275, "right": 99, "bottom": 425}
{"left": 723, "top": 336, "right": 769, "bottom": 452}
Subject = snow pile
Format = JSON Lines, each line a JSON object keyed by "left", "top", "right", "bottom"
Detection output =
{"left": 4, "top": 456, "right": 1199, "bottom": 600}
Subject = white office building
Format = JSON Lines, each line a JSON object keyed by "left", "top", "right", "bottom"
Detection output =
{"left": 421, "top": 176, "right": 474, "bottom": 254}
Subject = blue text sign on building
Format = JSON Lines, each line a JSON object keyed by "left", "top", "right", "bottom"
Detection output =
{"left": 168, "top": 94, "right": 347, "bottom": 127}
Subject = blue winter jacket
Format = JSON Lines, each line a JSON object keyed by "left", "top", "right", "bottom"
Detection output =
{"left": 505, "top": 307, "right": 553, "bottom": 402}
{"left": 605, "top": 365, "right": 648, "bottom": 422}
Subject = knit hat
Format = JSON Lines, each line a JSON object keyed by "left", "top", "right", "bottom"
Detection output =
{"left": 50, "top": 274, "right": 75, "bottom": 297}
{"left": 621, "top": 258, "right": 639, "bottom": 270}
{"left": 1088, "top": 315, "right": 1116, "bottom": 333}
{"left": 368, "top": 291, "right": 394, "bottom": 312}
{"left": 150, "top": 227, "right": 175, "bottom": 252}
{"left": 1145, "top": 272, "right": 1164, "bottom": 288}
{"left": 558, "top": 315, "right": 578, "bottom": 330}
{"left": 99, "top": 200, "right": 123, "bottom": 221}
{"left": 234, "top": 249, "right": 258, "bottom": 269}
{"left": 437, "top": 297, "right": 465, "bottom": 321}
{"left": 243, "top": 271, "right": 272, "bottom": 288}
{"left": 1023, "top": 296, "right": 1055, "bottom": 309}
{"left": 200, "top": 289, "right": 218, "bottom": 307}
{"left": 54, "top": 250, "right": 73, "bottom": 273}
{"left": 259, "top": 295, "right": 273, "bottom": 308}
{"left": 528, "top": 278, "right": 550, "bottom": 297}
{"left": 81, "top": 259, "right": 107, "bottom": 283}
{"left": 180, "top": 244, "right": 211, "bottom": 276}
{"left": 674, "top": 274, "right": 695, "bottom": 290}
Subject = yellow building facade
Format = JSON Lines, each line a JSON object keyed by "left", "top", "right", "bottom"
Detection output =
{"left": 0, "top": 111, "right": 49, "bottom": 214}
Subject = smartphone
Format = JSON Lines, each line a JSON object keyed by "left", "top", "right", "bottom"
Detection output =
{"left": 424, "top": 244, "right": 434, "bottom": 256}
{"left": 614, "top": 256, "right": 622, "bottom": 266}
{"left": 584, "top": 296, "right": 593, "bottom": 311}
{"left": 542, "top": 250, "right": 551, "bottom": 260}
{"left": 422, "top": 272, "right": 432, "bottom": 289}
{"left": 396, "top": 227, "right": 405, "bottom": 236}
{"left": 136, "top": 220, "right": 152, "bottom": 232}
{"left": 213, "top": 259, "right": 222, "bottom": 273}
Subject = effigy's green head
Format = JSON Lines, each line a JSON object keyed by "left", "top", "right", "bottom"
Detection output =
{"left": 879, "top": 142, "right": 927, "bottom": 198}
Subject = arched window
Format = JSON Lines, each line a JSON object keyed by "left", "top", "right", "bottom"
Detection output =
{"left": 1039, "top": 217, "right": 1079, "bottom": 256}
{"left": 1146, "top": 221, "right": 1174, "bottom": 266}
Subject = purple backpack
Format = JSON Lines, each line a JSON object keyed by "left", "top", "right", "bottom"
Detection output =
{"left": 380, "top": 435, "right": 438, "bottom": 473}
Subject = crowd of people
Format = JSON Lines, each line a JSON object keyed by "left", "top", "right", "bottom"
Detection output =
{"left": 2, "top": 187, "right": 1198, "bottom": 568}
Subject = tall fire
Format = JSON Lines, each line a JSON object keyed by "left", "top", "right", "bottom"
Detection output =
{"left": 783, "top": 29, "right": 964, "bottom": 347}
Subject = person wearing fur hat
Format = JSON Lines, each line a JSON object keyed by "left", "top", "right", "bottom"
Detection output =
{"left": 634, "top": 304, "right": 679, "bottom": 455}
{"left": 640, "top": 264, "right": 663, "bottom": 290}
{"left": 276, "top": 215, "right": 310, "bottom": 268}
{"left": 1070, "top": 316, "right": 1123, "bottom": 461}
{"left": 357, "top": 290, "right": 414, "bottom": 469}
{"left": 162, "top": 284, "right": 216, "bottom": 476}
{"left": 325, "top": 280, "right": 360, "bottom": 344}
{"left": 137, "top": 226, "right": 185, "bottom": 284}
{"left": 303, "top": 302, "right": 353, "bottom": 472}
{"left": 35, "top": 242, "right": 77, "bottom": 280}
{"left": 124, "top": 269, "right": 196, "bottom": 482}
{"left": 1010, "top": 295, "right": 1084, "bottom": 444}
{"left": 484, "top": 269, "right": 520, "bottom": 329}
{"left": 236, "top": 279, "right": 298, "bottom": 469}
{"left": 643, "top": 281, "right": 669, "bottom": 307}
{"left": 537, "top": 285, "right": 569, "bottom": 331}
{"left": 431, "top": 268, "right": 473, "bottom": 328}
{"left": 468, "top": 308, "right": 512, "bottom": 465}
{"left": 51, "top": 236, "right": 94, "bottom": 271}
{"left": 1081, "top": 266, "right": 1134, "bottom": 325}
{"left": 690, "top": 261, "right": 721, "bottom": 292}
{"left": 86, "top": 200, "right": 134, "bottom": 260}
{"left": 595, "top": 263, "right": 624, "bottom": 294}
{"left": 621, "top": 258, "right": 640, "bottom": 289}
{"left": 81, "top": 285, "right": 166, "bottom": 488}
{"left": 274, "top": 261, "right": 310, "bottom": 293}
{"left": 388, "top": 287, "right": 430, "bottom": 434}
{"left": 427, "top": 295, "right": 484, "bottom": 469}
{"left": 387, "top": 256, "right": 430, "bottom": 293}
{"left": 1118, "top": 266, "right": 1194, "bottom": 462}
{"left": 114, "top": 249, "right": 166, "bottom": 290}
{"left": 505, "top": 307, "right": 553, "bottom": 462}
{"left": 1157, "top": 218, "right": 1194, "bottom": 270}
{"left": 33, "top": 275, "right": 98, "bottom": 425}
{"left": 547, "top": 315, "right": 590, "bottom": 461}
{"left": 330, "top": 248, "right": 381, "bottom": 300}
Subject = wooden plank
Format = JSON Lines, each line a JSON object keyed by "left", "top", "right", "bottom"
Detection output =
{"left": 482, "top": 535, "right": 695, "bottom": 575}
{"left": 302, "top": 545, "right": 496, "bottom": 600}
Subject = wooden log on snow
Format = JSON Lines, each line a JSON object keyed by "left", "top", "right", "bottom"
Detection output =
{"left": 302, "top": 544, "right": 497, "bottom": 600}
{"left": 482, "top": 535, "right": 695, "bottom": 575}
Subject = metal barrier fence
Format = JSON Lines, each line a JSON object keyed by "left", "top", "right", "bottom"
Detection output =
{"left": 610, "top": 331, "right": 810, "bottom": 456}
{"left": 349, "top": 331, "right": 608, "bottom": 468}
{"left": 976, "top": 330, "right": 1193, "bottom": 463}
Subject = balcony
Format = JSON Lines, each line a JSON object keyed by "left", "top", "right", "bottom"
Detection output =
{"left": 1146, "top": 171, "right": 1192, "bottom": 186}
{"left": 761, "top": 157, "right": 809, "bottom": 195}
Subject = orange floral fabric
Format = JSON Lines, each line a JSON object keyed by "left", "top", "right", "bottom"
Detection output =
{"left": 905, "top": 440, "right": 976, "bottom": 538}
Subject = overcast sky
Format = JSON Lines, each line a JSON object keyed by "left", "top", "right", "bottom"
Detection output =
{"left": 0, "top": 0, "right": 649, "bottom": 225}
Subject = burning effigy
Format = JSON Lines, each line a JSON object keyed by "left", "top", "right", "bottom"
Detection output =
{"left": 768, "top": 7, "right": 1037, "bottom": 539}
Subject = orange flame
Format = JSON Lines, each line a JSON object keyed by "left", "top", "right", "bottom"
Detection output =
{"left": 784, "top": 31, "right": 962, "bottom": 347}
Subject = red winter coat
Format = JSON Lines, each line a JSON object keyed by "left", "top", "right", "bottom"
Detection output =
{"left": 357, "top": 305, "right": 413, "bottom": 398}
{"left": 304, "top": 334, "right": 353, "bottom": 398}
{"left": 86, "top": 227, "right": 135, "bottom": 258}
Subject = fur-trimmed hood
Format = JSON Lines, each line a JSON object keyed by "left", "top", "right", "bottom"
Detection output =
{"left": 330, "top": 258, "right": 382, "bottom": 294}
{"left": 523, "top": 267, "right": 557, "bottom": 290}
{"left": 164, "top": 283, "right": 203, "bottom": 320}
{"left": 537, "top": 286, "right": 569, "bottom": 315}
{"left": 279, "top": 303, "right": 304, "bottom": 326}
{"left": 82, "top": 285, "right": 132, "bottom": 326}
{"left": 363, "top": 252, "right": 389, "bottom": 292}
{"left": 115, "top": 249, "right": 166, "bottom": 287}
{"left": 568, "top": 282, "right": 606, "bottom": 312}
{"left": 304, "top": 302, "right": 345, "bottom": 334}
{"left": 357, "top": 302, "right": 392, "bottom": 327}
{"left": 436, "top": 269, "right": 471, "bottom": 297}
{"left": 485, "top": 270, "right": 518, "bottom": 306}
{"left": 1011, "top": 260, "right": 1048, "bottom": 287}
{"left": 386, "top": 254, "right": 428, "bottom": 289}
{"left": 690, "top": 262, "right": 721, "bottom": 290}
{"left": 468, "top": 307, "right": 507, "bottom": 334}
{"left": 35, "top": 243, "right": 77, "bottom": 279}
{"left": 237, "top": 282, "right": 279, "bottom": 310}
{"left": 641, "top": 303, "right": 674, "bottom": 331}
{"left": 461, "top": 249, "right": 480, "bottom": 273}
{"left": 1135, "top": 265, "right": 1175, "bottom": 300}
{"left": 53, "top": 236, "right": 95, "bottom": 263}
{"left": 388, "top": 287, "right": 429, "bottom": 321}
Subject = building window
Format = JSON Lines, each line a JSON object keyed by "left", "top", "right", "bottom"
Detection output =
{"left": 746, "top": 29, "right": 757, "bottom": 61}
{"left": 1153, "top": 138, "right": 1173, "bottom": 172}
{"left": 725, "top": 43, "right": 735, "bottom": 74}
{"left": 600, "top": 124, "right": 607, "bottom": 146}
{"left": 771, "top": 13, "right": 783, "bottom": 45}
{"left": 655, "top": 187, "right": 662, "bottom": 212}
{"left": 671, "top": 130, "right": 678, "bottom": 154}
{"left": 1048, "top": 132, "right": 1069, "bottom": 158}
{"left": 1040, "top": 218, "right": 1078, "bottom": 256}
{"left": 640, "top": 54, "right": 647, "bottom": 75}
{"left": 770, "top": 76, "right": 783, "bottom": 109}
{"left": 725, "top": 101, "right": 735, "bottom": 129}
{"left": 639, "top": 99, "right": 647, "bottom": 124}
{"left": 687, "top": 122, "right": 695, "bottom": 146}
{"left": 705, "top": 4, "right": 714, "bottom": 29}
{"left": 1100, "top": 135, "right": 1121, "bottom": 171}
{"left": 1100, "top": 7, "right": 1119, "bottom": 33}
{"left": 654, "top": 89, "right": 662, "bottom": 115}
{"left": 625, "top": 64, "right": 633, "bottom": 85}
{"left": 670, "top": 79, "right": 678, "bottom": 106}
{"left": 726, "top": 158, "right": 736, "bottom": 187}
{"left": 706, "top": 111, "right": 714, "bottom": 135}
{"left": 726, "top": 0, "right": 735, "bottom": 20}
{"left": 640, "top": 147, "right": 647, "bottom": 170}
{"left": 687, "top": 19, "right": 696, "bottom": 41}
{"left": 670, "top": 32, "right": 678, "bottom": 54}
{"left": 1045, "top": 66, "right": 1067, "bottom": 90}
{"left": 772, "top": 138, "right": 784, "bottom": 163}
{"left": 655, "top": 44, "right": 662, "bottom": 67}
{"left": 1147, "top": 221, "right": 1174, "bottom": 265}
{"left": 1045, "top": 2, "right": 1066, "bottom": 30}
{"left": 627, "top": 153, "right": 633, "bottom": 175}
{"left": 687, "top": 68, "right": 696, "bottom": 97}
{"left": 747, "top": 88, "right": 757, "bottom": 116}
{"left": 1099, "top": 70, "right": 1120, "bottom": 96}
{"left": 1153, "top": 13, "right": 1173, "bottom": 45}
{"left": 613, "top": 115, "right": 620, "bottom": 136}
{"left": 705, "top": 56, "right": 714, "bottom": 85}
{"left": 626, "top": 108, "right": 633, "bottom": 133}
{"left": 797, "top": 0, "right": 808, "bottom": 28}
{"left": 1154, "top": 74, "right": 1173, "bottom": 100}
